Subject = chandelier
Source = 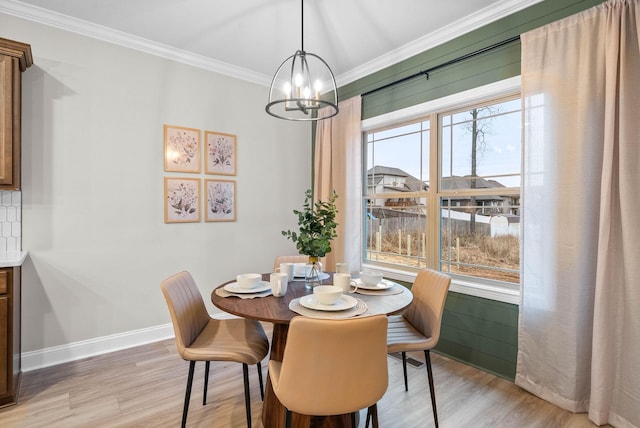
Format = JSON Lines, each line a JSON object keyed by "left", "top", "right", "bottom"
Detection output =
{"left": 265, "top": 0, "right": 339, "bottom": 121}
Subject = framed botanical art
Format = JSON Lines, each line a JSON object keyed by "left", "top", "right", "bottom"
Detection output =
{"left": 205, "top": 179, "right": 236, "bottom": 222}
{"left": 205, "top": 131, "right": 236, "bottom": 176}
{"left": 164, "top": 177, "right": 201, "bottom": 223}
{"left": 164, "top": 124, "right": 201, "bottom": 173}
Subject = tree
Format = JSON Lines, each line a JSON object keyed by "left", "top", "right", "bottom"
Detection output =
{"left": 466, "top": 106, "right": 498, "bottom": 234}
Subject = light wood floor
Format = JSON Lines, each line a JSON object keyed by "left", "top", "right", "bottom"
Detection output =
{"left": 1, "top": 323, "right": 605, "bottom": 428}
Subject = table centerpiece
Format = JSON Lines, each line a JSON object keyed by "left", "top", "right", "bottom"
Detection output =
{"left": 282, "top": 189, "right": 338, "bottom": 289}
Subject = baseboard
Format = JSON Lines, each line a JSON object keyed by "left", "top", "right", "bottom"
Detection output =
{"left": 21, "top": 311, "right": 241, "bottom": 372}
{"left": 432, "top": 349, "right": 516, "bottom": 382}
{"left": 21, "top": 323, "right": 175, "bottom": 372}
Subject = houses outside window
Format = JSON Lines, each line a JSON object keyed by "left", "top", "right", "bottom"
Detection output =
{"left": 363, "top": 83, "right": 522, "bottom": 292}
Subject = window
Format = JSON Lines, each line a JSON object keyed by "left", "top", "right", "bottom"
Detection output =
{"left": 364, "top": 121, "right": 431, "bottom": 270}
{"left": 439, "top": 98, "right": 521, "bottom": 283}
{"left": 363, "top": 83, "right": 522, "bottom": 292}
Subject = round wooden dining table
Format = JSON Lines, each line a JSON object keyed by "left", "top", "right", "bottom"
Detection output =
{"left": 211, "top": 272, "right": 413, "bottom": 428}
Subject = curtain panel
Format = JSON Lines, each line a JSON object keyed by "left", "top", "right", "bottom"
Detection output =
{"left": 517, "top": 1, "right": 640, "bottom": 426}
{"left": 314, "top": 96, "right": 362, "bottom": 273}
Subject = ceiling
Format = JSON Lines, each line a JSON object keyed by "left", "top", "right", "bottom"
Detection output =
{"left": 1, "top": 0, "right": 540, "bottom": 86}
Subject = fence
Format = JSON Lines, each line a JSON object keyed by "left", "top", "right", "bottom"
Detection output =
{"left": 364, "top": 207, "right": 520, "bottom": 282}
{"left": 366, "top": 207, "right": 492, "bottom": 264}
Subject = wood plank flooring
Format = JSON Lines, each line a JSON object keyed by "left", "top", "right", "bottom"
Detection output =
{"left": 0, "top": 323, "right": 606, "bottom": 427}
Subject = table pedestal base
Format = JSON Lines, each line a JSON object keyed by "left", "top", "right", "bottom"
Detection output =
{"left": 262, "top": 324, "right": 358, "bottom": 428}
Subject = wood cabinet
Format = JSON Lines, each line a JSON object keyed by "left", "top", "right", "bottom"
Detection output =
{"left": 0, "top": 38, "right": 32, "bottom": 190}
{"left": 0, "top": 36, "right": 30, "bottom": 406}
{"left": 0, "top": 266, "right": 21, "bottom": 407}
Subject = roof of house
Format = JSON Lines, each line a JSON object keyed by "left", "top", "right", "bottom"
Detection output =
{"left": 367, "top": 165, "right": 426, "bottom": 192}
{"left": 368, "top": 168, "right": 513, "bottom": 199}
{"left": 367, "top": 165, "right": 412, "bottom": 177}
{"left": 441, "top": 175, "right": 504, "bottom": 190}
{"left": 441, "top": 176, "right": 508, "bottom": 202}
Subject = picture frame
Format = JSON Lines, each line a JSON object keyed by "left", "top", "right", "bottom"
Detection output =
{"left": 164, "top": 177, "right": 201, "bottom": 223}
{"left": 205, "top": 131, "right": 236, "bottom": 176}
{"left": 205, "top": 179, "right": 236, "bottom": 222}
{"left": 164, "top": 125, "right": 201, "bottom": 173}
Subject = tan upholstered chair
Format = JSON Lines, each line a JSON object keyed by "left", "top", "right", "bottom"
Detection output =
{"left": 386, "top": 268, "right": 451, "bottom": 428}
{"left": 161, "top": 271, "right": 269, "bottom": 428}
{"left": 268, "top": 315, "right": 389, "bottom": 428}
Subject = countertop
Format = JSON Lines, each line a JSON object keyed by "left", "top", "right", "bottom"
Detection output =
{"left": 0, "top": 251, "right": 28, "bottom": 267}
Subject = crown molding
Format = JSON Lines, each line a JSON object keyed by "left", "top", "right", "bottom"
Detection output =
{"left": 1, "top": 0, "right": 540, "bottom": 88}
{"left": 0, "top": 0, "right": 273, "bottom": 86}
{"left": 336, "top": 0, "right": 542, "bottom": 87}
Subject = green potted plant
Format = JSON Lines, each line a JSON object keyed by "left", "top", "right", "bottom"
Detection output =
{"left": 282, "top": 189, "right": 338, "bottom": 288}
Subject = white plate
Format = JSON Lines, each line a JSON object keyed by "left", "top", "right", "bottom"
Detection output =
{"left": 355, "top": 278, "right": 395, "bottom": 290}
{"left": 224, "top": 281, "right": 271, "bottom": 294}
{"left": 292, "top": 272, "right": 330, "bottom": 281}
{"left": 299, "top": 294, "right": 358, "bottom": 311}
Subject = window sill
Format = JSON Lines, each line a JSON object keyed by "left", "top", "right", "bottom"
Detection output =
{"left": 361, "top": 263, "right": 520, "bottom": 305}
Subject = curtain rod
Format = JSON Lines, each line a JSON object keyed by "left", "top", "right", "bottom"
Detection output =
{"left": 361, "top": 35, "right": 521, "bottom": 97}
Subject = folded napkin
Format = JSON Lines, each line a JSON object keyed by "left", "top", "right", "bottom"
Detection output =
{"left": 289, "top": 297, "right": 367, "bottom": 319}
{"left": 215, "top": 287, "right": 272, "bottom": 299}
{"left": 354, "top": 285, "right": 405, "bottom": 296}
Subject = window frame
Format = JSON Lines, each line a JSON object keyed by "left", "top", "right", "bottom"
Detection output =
{"left": 361, "top": 76, "right": 522, "bottom": 304}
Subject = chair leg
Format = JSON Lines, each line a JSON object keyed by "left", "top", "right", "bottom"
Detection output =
{"left": 425, "top": 350, "right": 438, "bottom": 428}
{"left": 402, "top": 351, "right": 409, "bottom": 391}
{"left": 257, "top": 361, "right": 264, "bottom": 401}
{"left": 365, "top": 407, "right": 372, "bottom": 427}
{"left": 242, "top": 363, "right": 252, "bottom": 428}
{"left": 203, "top": 360, "right": 210, "bottom": 405}
{"left": 350, "top": 411, "right": 356, "bottom": 427}
{"left": 285, "top": 408, "right": 292, "bottom": 428}
{"left": 182, "top": 361, "right": 196, "bottom": 428}
{"left": 369, "top": 403, "right": 379, "bottom": 428}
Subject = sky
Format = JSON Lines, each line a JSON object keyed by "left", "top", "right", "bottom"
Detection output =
{"left": 367, "top": 98, "right": 522, "bottom": 188}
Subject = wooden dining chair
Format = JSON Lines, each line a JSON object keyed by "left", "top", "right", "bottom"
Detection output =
{"left": 268, "top": 315, "right": 388, "bottom": 428}
{"left": 161, "top": 271, "right": 269, "bottom": 428}
{"left": 386, "top": 268, "right": 451, "bottom": 428}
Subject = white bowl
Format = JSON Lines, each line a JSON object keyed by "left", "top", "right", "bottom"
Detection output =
{"left": 313, "top": 285, "right": 343, "bottom": 305}
{"left": 236, "top": 273, "right": 262, "bottom": 289}
{"left": 360, "top": 270, "right": 383, "bottom": 287}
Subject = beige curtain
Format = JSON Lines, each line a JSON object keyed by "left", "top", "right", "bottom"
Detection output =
{"left": 517, "top": 1, "right": 640, "bottom": 426}
{"left": 314, "top": 96, "right": 362, "bottom": 273}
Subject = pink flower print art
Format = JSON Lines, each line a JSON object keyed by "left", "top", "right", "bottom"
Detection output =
{"left": 205, "top": 131, "right": 236, "bottom": 175}
{"left": 205, "top": 179, "right": 236, "bottom": 222}
{"left": 164, "top": 125, "right": 201, "bottom": 173}
{"left": 164, "top": 177, "right": 200, "bottom": 223}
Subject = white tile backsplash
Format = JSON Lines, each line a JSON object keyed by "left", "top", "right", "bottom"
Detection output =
{"left": 7, "top": 206, "right": 16, "bottom": 222}
{"left": 2, "top": 191, "right": 12, "bottom": 206}
{"left": 0, "top": 191, "right": 21, "bottom": 252}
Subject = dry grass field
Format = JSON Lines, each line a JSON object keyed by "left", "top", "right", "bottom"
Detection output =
{"left": 370, "top": 233, "right": 520, "bottom": 283}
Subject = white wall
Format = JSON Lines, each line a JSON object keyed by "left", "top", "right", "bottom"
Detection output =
{"left": 2, "top": 14, "right": 311, "bottom": 354}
